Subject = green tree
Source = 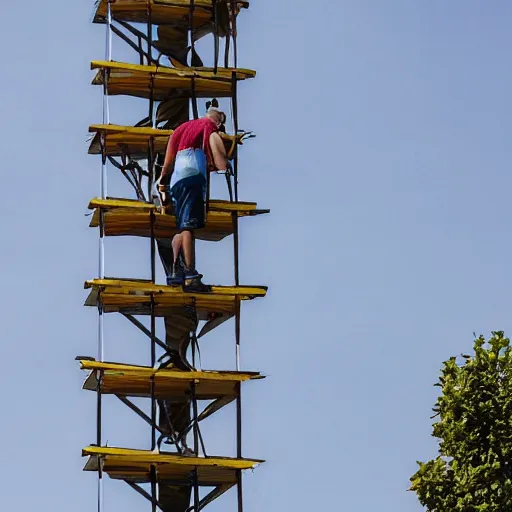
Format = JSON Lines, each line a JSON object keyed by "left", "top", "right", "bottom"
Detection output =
{"left": 410, "top": 332, "right": 512, "bottom": 511}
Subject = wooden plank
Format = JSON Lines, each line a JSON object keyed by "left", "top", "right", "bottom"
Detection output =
{"left": 87, "top": 197, "right": 263, "bottom": 213}
{"left": 91, "top": 61, "right": 256, "bottom": 80}
{"left": 93, "top": 0, "right": 248, "bottom": 25}
{"left": 91, "top": 61, "right": 256, "bottom": 100}
{"left": 84, "top": 279, "right": 268, "bottom": 297}
{"left": 80, "top": 360, "right": 262, "bottom": 381}
{"left": 83, "top": 446, "right": 264, "bottom": 468}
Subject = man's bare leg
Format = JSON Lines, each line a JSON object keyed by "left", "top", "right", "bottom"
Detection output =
{"left": 181, "top": 230, "right": 195, "bottom": 269}
{"left": 181, "top": 230, "right": 208, "bottom": 290}
{"left": 168, "top": 231, "right": 202, "bottom": 285}
{"left": 168, "top": 233, "right": 187, "bottom": 285}
{"left": 171, "top": 233, "right": 183, "bottom": 264}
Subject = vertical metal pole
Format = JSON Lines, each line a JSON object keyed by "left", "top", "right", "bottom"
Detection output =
{"left": 192, "top": 380, "right": 200, "bottom": 511}
{"left": 96, "top": 370, "right": 104, "bottom": 446}
{"left": 149, "top": 137, "right": 155, "bottom": 201}
{"left": 147, "top": 3, "right": 157, "bottom": 492}
{"left": 192, "top": 383, "right": 199, "bottom": 455}
{"left": 138, "top": 35, "right": 144, "bottom": 65}
{"left": 191, "top": 77, "right": 199, "bottom": 119}
{"left": 150, "top": 299, "right": 157, "bottom": 509}
{"left": 233, "top": 209, "right": 241, "bottom": 371}
{"left": 98, "top": 139, "right": 106, "bottom": 361}
{"left": 148, "top": 98, "right": 156, "bottom": 197}
{"left": 151, "top": 294, "right": 157, "bottom": 450}
{"left": 231, "top": 72, "right": 239, "bottom": 202}
{"left": 99, "top": 87, "right": 108, "bottom": 287}
{"left": 193, "top": 469, "right": 200, "bottom": 512}
{"left": 97, "top": 280, "right": 105, "bottom": 512}
{"left": 206, "top": 162, "right": 211, "bottom": 214}
{"left": 236, "top": 379, "right": 243, "bottom": 512}
{"left": 189, "top": 0, "right": 195, "bottom": 61}
{"left": 191, "top": 332, "right": 196, "bottom": 368}
{"left": 147, "top": 1, "right": 156, "bottom": 203}
{"left": 189, "top": 0, "right": 199, "bottom": 119}
{"left": 224, "top": 25, "right": 230, "bottom": 68}
{"left": 102, "top": 0, "right": 112, "bottom": 128}
{"left": 233, "top": 211, "right": 241, "bottom": 365}
{"left": 234, "top": 300, "right": 242, "bottom": 512}
{"left": 236, "top": 385, "right": 242, "bottom": 458}
{"left": 150, "top": 465, "right": 157, "bottom": 512}
{"left": 97, "top": 6, "right": 112, "bottom": 512}
{"left": 212, "top": 0, "right": 219, "bottom": 73}
{"left": 146, "top": 2, "right": 157, "bottom": 458}
{"left": 98, "top": 139, "right": 107, "bottom": 367}
{"left": 96, "top": 367, "right": 104, "bottom": 511}
{"left": 235, "top": 298, "right": 241, "bottom": 371}
{"left": 230, "top": 0, "right": 238, "bottom": 69}
{"left": 147, "top": 1, "right": 153, "bottom": 66}
{"left": 150, "top": 210, "right": 156, "bottom": 283}
{"left": 149, "top": 82, "right": 156, "bottom": 128}
{"left": 97, "top": 472, "right": 104, "bottom": 512}
{"left": 236, "top": 470, "right": 244, "bottom": 512}
{"left": 100, "top": 133, "right": 108, "bottom": 200}
{"left": 232, "top": 213, "right": 240, "bottom": 286}
{"left": 147, "top": 24, "right": 158, "bottom": 502}
{"left": 106, "top": 0, "right": 112, "bottom": 62}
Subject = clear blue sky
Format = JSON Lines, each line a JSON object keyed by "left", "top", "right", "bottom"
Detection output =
{"left": 1, "top": 1, "right": 512, "bottom": 510}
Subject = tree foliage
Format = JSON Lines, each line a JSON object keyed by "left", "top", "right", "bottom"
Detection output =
{"left": 410, "top": 332, "right": 512, "bottom": 511}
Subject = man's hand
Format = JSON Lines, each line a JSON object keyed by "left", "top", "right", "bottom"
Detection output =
{"left": 157, "top": 181, "right": 171, "bottom": 206}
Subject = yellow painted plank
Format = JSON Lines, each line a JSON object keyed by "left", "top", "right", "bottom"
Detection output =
{"left": 89, "top": 124, "right": 173, "bottom": 136}
{"left": 85, "top": 278, "right": 267, "bottom": 297}
{"left": 91, "top": 61, "right": 256, "bottom": 100}
{"left": 89, "top": 197, "right": 156, "bottom": 210}
{"left": 88, "top": 197, "right": 261, "bottom": 212}
{"left": 83, "top": 446, "right": 263, "bottom": 469}
{"left": 91, "top": 61, "right": 256, "bottom": 80}
{"left": 86, "top": 198, "right": 268, "bottom": 241}
{"left": 83, "top": 279, "right": 267, "bottom": 321}
{"left": 80, "top": 360, "right": 261, "bottom": 381}
{"left": 90, "top": 209, "right": 235, "bottom": 241}
{"left": 93, "top": 0, "right": 248, "bottom": 25}
{"left": 79, "top": 360, "right": 263, "bottom": 399}
{"left": 93, "top": 292, "right": 236, "bottom": 315}
{"left": 83, "top": 445, "right": 262, "bottom": 485}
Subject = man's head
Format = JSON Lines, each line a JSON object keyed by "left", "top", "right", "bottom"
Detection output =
{"left": 205, "top": 107, "right": 226, "bottom": 129}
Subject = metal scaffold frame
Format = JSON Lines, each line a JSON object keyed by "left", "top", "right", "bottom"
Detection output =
{"left": 83, "top": 1, "right": 267, "bottom": 511}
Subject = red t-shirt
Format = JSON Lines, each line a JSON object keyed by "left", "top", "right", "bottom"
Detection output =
{"left": 168, "top": 117, "right": 218, "bottom": 168}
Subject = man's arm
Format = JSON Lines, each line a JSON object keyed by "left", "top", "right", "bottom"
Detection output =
{"left": 157, "top": 134, "right": 174, "bottom": 207}
{"left": 209, "top": 131, "right": 228, "bottom": 171}
{"left": 160, "top": 134, "right": 175, "bottom": 183}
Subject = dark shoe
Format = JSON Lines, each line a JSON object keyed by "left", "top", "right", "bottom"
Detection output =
{"left": 183, "top": 270, "right": 212, "bottom": 293}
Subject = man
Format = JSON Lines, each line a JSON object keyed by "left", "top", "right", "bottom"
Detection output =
{"left": 157, "top": 108, "right": 228, "bottom": 288}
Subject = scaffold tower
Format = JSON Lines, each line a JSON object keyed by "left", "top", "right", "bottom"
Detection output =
{"left": 80, "top": 1, "right": 268, "bottom": 511}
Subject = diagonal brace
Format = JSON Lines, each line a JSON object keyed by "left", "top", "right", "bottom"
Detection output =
{"left": 181, "top": 396, "right": 235, "bottom": 440}
{"left": 123, "top": 313, "right": 169, "bottom": 353}
{"left": 116, "top": 394, "right": 165, "bottom": 435}
{"left": 125, "top": 481, "right": 165, "bottom": 511}
{"left": 186, "top": 483, "right": 236, "bottom": 512}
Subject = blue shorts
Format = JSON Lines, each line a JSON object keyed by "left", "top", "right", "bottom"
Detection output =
{"left": 171, "top": 174, "right": 206, "bottom": 231}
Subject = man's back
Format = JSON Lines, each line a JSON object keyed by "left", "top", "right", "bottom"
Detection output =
{"left": 170, "top": 117, "right": 217, "bottom": 159}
